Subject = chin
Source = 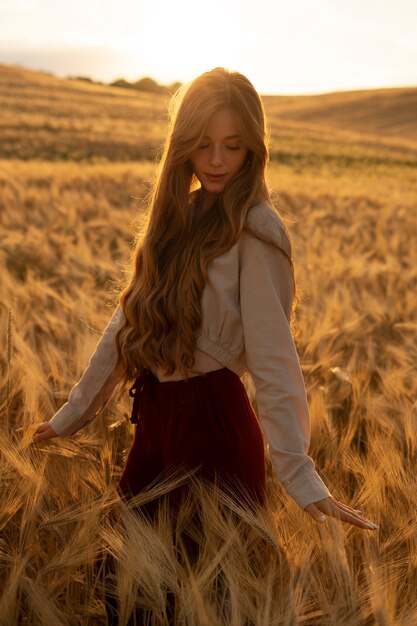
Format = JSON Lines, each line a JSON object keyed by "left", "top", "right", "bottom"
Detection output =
{"left": 205, "top": 181, "right": 226, "bottom": 192}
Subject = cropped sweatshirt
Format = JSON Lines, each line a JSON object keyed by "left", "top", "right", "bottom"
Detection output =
{"left": 48, "top": 201, "right": 332, "bottom": 510}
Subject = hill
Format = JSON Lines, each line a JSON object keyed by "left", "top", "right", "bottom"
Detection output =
{"left": 1, "top": 63, "right": 416, "bottom": 166}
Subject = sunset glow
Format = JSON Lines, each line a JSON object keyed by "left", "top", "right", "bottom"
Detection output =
{"left": 0, "top": 0, "right": 416, "bottom": 94}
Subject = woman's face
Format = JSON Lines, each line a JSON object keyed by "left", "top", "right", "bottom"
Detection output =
{"left": 190, "top": 107, "right": 249, "bottom": 207}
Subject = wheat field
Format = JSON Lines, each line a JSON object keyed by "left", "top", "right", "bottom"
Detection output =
{"left": 1, "top": 64, "right": 417, "bottom": 625}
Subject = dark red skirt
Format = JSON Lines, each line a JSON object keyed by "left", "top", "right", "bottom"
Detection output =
{"left": 118, "top": 367, "right": 266, "bottom": 515}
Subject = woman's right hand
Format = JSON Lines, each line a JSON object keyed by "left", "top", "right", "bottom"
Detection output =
{"left": 30, "top": 421, "right": 59, "bottom": 444}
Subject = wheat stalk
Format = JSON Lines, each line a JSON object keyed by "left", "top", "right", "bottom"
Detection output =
{"left": 6, "top": 305, "right": 13, "bottom": 422}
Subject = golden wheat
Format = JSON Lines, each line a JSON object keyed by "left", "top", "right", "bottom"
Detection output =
{"left": 1, "top": 63, "right": 417, "bottom": 625}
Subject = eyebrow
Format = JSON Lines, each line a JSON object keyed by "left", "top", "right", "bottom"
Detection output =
{"left": 202, "top": 134, "right": 241, "bottom": 140}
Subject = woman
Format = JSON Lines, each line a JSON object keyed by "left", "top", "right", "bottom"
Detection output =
{"left": 31, "top": 67, "right": 378, "bottom": 531}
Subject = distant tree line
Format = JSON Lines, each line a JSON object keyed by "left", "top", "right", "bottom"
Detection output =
{"left": 70, "top": 74, "right": 182, "bottom": 94}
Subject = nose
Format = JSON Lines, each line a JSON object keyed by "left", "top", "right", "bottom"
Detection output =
{"left": 209, "top": 145, "right": 224, "bottom": 167}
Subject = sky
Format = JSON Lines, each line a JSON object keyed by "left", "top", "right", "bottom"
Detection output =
{"left": 0, "top": 0, "right": 416, "bottom": 95}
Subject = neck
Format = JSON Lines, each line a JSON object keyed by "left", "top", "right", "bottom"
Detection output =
{"left": 197, "top": 187, "right": 218, "bottom": 213}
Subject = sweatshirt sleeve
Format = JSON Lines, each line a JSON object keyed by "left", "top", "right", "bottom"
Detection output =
{"left": 239, "top": 232, "right": 332, "bottom": 510}
{"left": 48, "top": 304, "right": 126, "bottom": 437}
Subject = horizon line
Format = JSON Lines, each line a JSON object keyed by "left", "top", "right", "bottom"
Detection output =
{"left": 2, "top": 60, "right": 416, "bottom": 98}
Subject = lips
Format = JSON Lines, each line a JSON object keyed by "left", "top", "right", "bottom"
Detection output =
{"left": 205, "top": 173, "right": 226, "bottom": 181}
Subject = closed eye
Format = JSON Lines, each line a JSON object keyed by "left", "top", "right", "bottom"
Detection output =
{"left": 197, "top": 145, "right": 240, "bottom": 150}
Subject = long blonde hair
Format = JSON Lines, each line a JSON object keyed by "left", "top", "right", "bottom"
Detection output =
{"left": 115, "top": 67, "right": 295, "bottom": 384}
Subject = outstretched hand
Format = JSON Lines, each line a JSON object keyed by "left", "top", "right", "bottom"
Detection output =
{"left": 29, "top": 421, "right": 59, "bottom": 444}
{"left": 304, "top": 497, "right": 378, "bottom": 530}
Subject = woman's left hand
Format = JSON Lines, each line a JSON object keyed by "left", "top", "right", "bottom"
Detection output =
{"left": 304, "top": 497, "right": 379, "bottom": 530}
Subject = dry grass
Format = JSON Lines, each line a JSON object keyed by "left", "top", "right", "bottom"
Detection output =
{"left": 1, "top": 63, "right": 417, "bottom": 625}
{"left": 2, "top": 63, "right": 417, "bottom": 168}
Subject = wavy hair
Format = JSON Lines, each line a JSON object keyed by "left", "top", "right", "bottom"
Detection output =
{"left": 115, "top": 66, "right": 299, "bottom": 385}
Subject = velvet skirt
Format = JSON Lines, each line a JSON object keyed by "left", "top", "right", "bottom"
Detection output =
{"left": 118, "top": 366, "right": 266, "bottom": 516}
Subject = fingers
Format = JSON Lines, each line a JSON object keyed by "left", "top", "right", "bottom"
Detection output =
{"left": 304, "top": 498, "right": 378, "bottom": 530}
{"left": 35, "top": 422, "right": 51, "bottom": 435}
{"left": 332, "top": 500, "right": 363, "bottom": 515}
{"left": 330, "top": 507, "right": 378, "bottom": 530}
{"left": 30, "top": 422, "right": 58, "bottom": 444}
{"left": 13, "top": 422, "right": 59, "bottom": 445}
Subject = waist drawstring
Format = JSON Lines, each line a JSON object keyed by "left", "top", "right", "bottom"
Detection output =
{"left": 128, "top": 369, "right": 157, "bottom": 425}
